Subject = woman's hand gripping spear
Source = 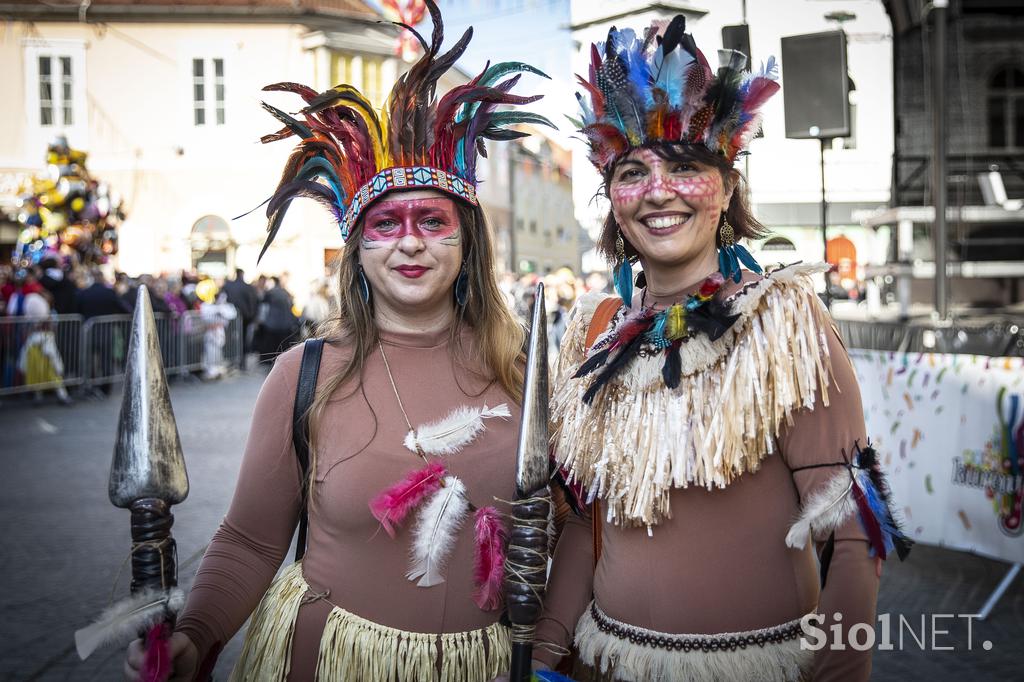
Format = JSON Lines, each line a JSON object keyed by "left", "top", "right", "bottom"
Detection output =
{"left": 505, "top": 283, "right": 552, "bottom": 682}
{"left": 74, "top": 286, "right": 189, "bottom": 681}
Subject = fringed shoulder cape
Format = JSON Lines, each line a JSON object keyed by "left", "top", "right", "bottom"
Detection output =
{"left": 552, "top": 263, "right": 835, "bottom": 529}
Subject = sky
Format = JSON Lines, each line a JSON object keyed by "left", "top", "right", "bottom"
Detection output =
{"left": 371, "top": 0, "right": 579, "bottom": 148}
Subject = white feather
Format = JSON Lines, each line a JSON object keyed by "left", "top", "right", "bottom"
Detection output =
{"left": 785, "top": 470, "right": 857, "bottom": 549}
{"left": 404, "top": 403, "right": 511, "bottom": 456}
{"left": 406, "top": 476, "right": 469, "bottom": 587}
{"left": 75, "top": 587, "right": 184, "bottom": 660}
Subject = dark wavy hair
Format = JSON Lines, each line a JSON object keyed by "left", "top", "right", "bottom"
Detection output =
{"left": 595, "top": 143, "right": 768, "bottom": 264}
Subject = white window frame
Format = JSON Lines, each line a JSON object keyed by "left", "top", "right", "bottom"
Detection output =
{"left": 190, "top": 56, "right": 227, "bottom": 127}
{"left": 22, "top": 39, "right": 88, "bottom": 149}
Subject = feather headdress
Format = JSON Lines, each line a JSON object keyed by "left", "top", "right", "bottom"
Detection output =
{"left": 254, "top": 0, "right": 553, "bottom": 258}
{"left": 574, "top": 15, "right": 779, "bottom": 171}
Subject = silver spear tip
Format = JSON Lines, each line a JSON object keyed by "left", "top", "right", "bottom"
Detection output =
{"left": 109, "top": 285, "right": 189, "bottom": 508}
{"left": 515, "top": 282, "right": 549, "bottom": 495}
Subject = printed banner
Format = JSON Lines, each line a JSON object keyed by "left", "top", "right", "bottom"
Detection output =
{"left": 850, "top": 350, "right": 1024, "bottom": 564}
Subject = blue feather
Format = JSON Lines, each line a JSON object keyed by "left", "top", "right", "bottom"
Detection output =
{"left": 653, "top": 48, "right": 693, "bottom": 109}
{"left": 532, "top": 671, "right": 578, "bottom": 682}
{"left": 646, "top": 310, "right": 667, "bottom": 341}
{"left": 297, "top": 158, "right": 346, "bottom": 209}
{"left": 614, "top": 259, "right": 634, "bottom": 307}
{"left": 734, "top": 243, "right": 763, "bottom": 274}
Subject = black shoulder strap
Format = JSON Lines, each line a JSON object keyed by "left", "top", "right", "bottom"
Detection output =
{"left": 292, "top": 338, "right": 325, "bottom": 562}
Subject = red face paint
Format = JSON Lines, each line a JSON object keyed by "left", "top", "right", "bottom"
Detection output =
{"left": 361, "top": 197, "right": 461, "bottom": 245}
{"left": 610, "top": 149, "right": 721, "bottom": 210}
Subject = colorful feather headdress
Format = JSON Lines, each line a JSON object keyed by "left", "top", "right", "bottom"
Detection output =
{"left": 255, "top": 0, "right": 552, "bottom": 259}
{"left": 572, "top": 15, "right": 780, "bottom": 171}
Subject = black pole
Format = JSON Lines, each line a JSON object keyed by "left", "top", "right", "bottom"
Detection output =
{"left": 932, "top": 0, "right": 949, "bottom": 319}
{"left": 820, "top": 137, "right": 832, "bottom": 308}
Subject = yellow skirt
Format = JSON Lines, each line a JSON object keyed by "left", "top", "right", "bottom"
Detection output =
{"left": 229, "top": 562, "right": 511, "bottom": 682}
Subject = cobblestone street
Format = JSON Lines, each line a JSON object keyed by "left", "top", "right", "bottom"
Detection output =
{"left": 0, "top": 371, "right": 1021, "bottom": 681}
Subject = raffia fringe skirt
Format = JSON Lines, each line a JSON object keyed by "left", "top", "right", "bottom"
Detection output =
{"left": 574, "top": 601, "right": 813, "bottom": 682}
{"left": 229, "top": 562, "right": 511, "bottom": 682}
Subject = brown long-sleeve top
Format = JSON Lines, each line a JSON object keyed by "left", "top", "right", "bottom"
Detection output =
{"left": 175, "top": 328, "right": 520, "bottom": 680}
{"left": 534, "top": 270, "right": 881, "bottom": 681}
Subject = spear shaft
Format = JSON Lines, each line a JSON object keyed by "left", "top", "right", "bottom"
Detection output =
{"left": 506, "top": 283, "right": 550, "bottom": 682}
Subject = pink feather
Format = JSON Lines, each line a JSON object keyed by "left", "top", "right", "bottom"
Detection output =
{"left": 741, "top": 77, "right": 780, "bottom": 116}
{"left": 370, "top": 460, "right": 447, "bottom": 538}
{"left": 141, "top": 622, "right": 172, "bottom": 682}
{"left": 472, "top": 506, "right": 508, "bottom": 611}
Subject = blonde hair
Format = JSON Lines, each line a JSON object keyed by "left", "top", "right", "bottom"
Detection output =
{"left": 305, "top": 202, "right": 524, "bottom": 498}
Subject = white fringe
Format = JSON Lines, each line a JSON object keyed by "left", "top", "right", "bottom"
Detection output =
{"left": 785, "top": 469, "right": 857, "bottom": 549}
{"left": 74, "top": 587, "right": 185, "bottom": 660}
{"left": 575, "top": 604, "right": 813, "bottom": 682}
{"left": 551, "top": 263, "right": 835, "bottom": 527}
{"left": 405, "top": 403, "right": 511, "bottom": 456}
{"left": 407, "top": 476, "right": 470, "bottom": 587}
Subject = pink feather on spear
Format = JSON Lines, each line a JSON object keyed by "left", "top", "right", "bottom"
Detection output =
{"left": 140, "top": 622, "right": 172, "bottom": 682}
{"left": 472, "top": 506, "right": 508, "bottom": 611}
{"left": 369, "top": 460, "right": 447, "bottom": 537}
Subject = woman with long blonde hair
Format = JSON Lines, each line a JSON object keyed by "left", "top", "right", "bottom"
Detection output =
{"left": 124, "top": 3, "right": 550, "bottom": 680}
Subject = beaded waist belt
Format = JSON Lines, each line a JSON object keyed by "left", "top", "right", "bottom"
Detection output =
{"left": 588, "top": 601, "right": 805, "bottom": 653}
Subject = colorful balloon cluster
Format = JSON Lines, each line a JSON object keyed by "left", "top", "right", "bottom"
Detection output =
{"left": 12, "top": 136, "right": 123, "bottom": 268}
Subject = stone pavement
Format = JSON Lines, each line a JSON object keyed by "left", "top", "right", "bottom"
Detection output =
{"left": 0, "top": 371, "right": 1021, "bottom": 681}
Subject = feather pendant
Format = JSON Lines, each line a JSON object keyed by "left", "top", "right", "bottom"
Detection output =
{"left": 141, "top": 622, "right": 172, "bottom": 682}
{"left": 472, "top": 506, "right": 507, "bottom": 611}
{"left": 405, "top": 403, "right": 511, "bottom": 456}
{"left": 74, "top": 588, "right": 185, "bottom": 661}
{"left": 369, "top": 460, "right": 447, "bottom": 538}
{"left": 850, "top": 477, "right": 886, "bottom": 559}
{"left": 855, "top": 445, "right": 913, "bottom": 560}
{"left": 407, "top": 476, "right": 470, "bottom": 587}
{"left": 582, "top": 329, "right": 648, "bottom": 404}
{"left": 573, "top": 345, "right": 612, "bottom": 379}
{"left": 665, "top": 304, "right": 687, "bottom": 340}
{"left": 733, "top": 242, "right": 763, "bottom": 274}
{"left": 662, "top": 342, "right": 682, "bottom": 389}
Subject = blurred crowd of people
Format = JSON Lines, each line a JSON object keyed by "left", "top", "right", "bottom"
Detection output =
{"left": 500, "top": 267, "right": 611, "bottom": 358}
{"left": 0, "top": 259, "right": 332, "bottom": 402}
{"left": 0, "top": 256, "right": 609, "bottom": 403}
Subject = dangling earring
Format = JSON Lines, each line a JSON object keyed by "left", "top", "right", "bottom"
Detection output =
{"left": 454, "top": 261, "right": 469, "bottom": 307}
{"left": 357, "top": 264, "right": 371, "bottom": 304}
{"left": 613, "top": 230, "right": 634, "bottom": 307}
{"left": 717, "top": 215, "right": 762, "bottom": 283}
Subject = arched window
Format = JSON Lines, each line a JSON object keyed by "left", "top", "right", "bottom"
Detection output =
{"left": 762, "top": 236, "right": 796, "bottom": 251}
{"left": 987, "top": 66, "right": 1024, "bottom": 149}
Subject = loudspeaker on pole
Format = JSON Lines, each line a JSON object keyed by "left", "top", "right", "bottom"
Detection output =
{"left": 780, "top": 30, "right": 851, "bottom": 139}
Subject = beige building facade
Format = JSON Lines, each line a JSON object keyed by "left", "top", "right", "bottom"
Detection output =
{"left": 0, "top": 0, "right": 398, "bottom": 304}
{"left": 0, "top": 0, "right": 579, "bottom": 303}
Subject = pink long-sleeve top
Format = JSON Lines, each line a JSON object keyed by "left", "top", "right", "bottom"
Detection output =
{"left": 175, "top": 327, "right": 520, "bottom": 680}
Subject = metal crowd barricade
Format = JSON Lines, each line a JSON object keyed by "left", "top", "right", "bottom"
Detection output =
{"left": 176, "top": 310, "right": 207, "bottom": 375}
{"left": 80, "top": 314, "right": 134, "bottom": 388}
{"left": 1, "top": 304, "right": 247, "bottom": 398}
{"left": 0, "top": 314, "right": 84, "bottom": 396}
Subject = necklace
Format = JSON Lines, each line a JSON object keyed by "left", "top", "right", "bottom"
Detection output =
{"left": 574, "top": 272, "right": 739, "bottom": 401}
{"left": 377, "top": 338, "right": 427, "bottom": 461}
{"left": 377, "top": 337, "right": 512, "bottom": 458}
{"left": 371, "top": 337, "right": 510, "bottom": 601}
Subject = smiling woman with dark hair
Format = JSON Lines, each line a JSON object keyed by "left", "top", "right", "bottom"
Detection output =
{"left": 534, "top": 16, "right": 910, "bottom": 682}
